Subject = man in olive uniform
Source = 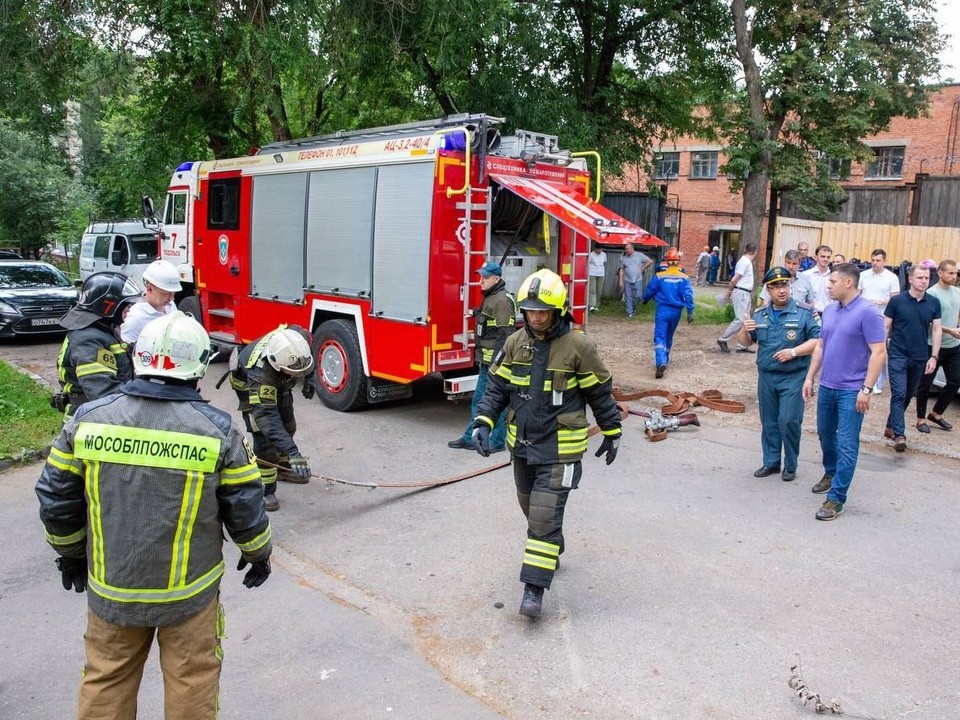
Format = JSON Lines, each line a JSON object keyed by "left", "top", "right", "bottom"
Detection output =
{"left": 448, "top": 260, "right": 516, "bottom": 452}
{"left": 231, "top": 325, "right": 315, "bottom": 511}
{"left": 471, "top": 269, "right": 622, "bottom": 620}
{"left": 56, "top": 272, "right": 141, "bottom": 419}
{"left": 738, "top": 267, "right": 821, "bottom": 481}
{"left": 37, "top": 311, "right": 272, "bottom": 719}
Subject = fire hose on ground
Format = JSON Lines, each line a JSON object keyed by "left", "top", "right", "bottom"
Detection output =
{"left": 260, "top": 389, "right": 744, "bottom": 490}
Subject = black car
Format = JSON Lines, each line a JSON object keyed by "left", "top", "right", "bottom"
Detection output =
{"left": 0, "top": 261, "right": 78, "bottom": 337}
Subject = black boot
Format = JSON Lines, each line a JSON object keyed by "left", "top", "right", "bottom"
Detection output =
{"left": 519, "top": 583, "right": 544, "bottom": 619}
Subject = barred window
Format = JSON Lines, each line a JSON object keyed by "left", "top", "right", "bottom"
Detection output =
{"left": 828, "top": 158, "right": 851, "bottom": 180}
{"left": 866, "top": 147, "right": 904, "bottom": 179}
{"left": 690, "top": 151, "right": 718, "bottom": 179}
{"left": 653, "top": 152, "right": 680, "bottom": 179}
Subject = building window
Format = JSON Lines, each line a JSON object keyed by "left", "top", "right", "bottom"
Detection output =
{"left": 866, "top": 147, "right": 904, "bottom": 179}
{"left": 653, "top": 152, "right": 680, "bottom": 179}
{"left": 828, "top": 157, "right": 851, "bottom": 180}
{"left": 690, "top": 151, "right": 718, "bottom": 179}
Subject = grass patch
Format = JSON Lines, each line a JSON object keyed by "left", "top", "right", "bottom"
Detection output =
{"left": 592, "top": 293, "right": 734, "bottom": 325}
{"left": 0, "top": 360, "right": 62, "bottom": 460}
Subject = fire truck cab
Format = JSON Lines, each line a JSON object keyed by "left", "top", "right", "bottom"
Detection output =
{"left": 155, "top": 114, "right": 664, "bottom": 411}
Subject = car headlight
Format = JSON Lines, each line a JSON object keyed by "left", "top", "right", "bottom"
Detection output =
{"left": 0, "top": 299, "right": 21, "bottom": 315}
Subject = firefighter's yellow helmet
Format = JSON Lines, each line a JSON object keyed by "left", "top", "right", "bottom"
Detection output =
{"left": 517, "top": 269, "right": 567, "bottom": 312}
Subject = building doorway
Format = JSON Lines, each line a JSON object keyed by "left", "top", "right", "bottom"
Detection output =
{"left": 708, "top": 228, "right": 741, "bottom": 282}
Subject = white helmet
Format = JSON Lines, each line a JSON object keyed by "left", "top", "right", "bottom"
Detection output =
{"left": 265, "top": 327, "right": 314, "bottom": 377}
{"left": 133, "top": 311, "right": 211, "bottom": 381}
{"left": 142, "top": 259, "right": 183, "bottom": 292}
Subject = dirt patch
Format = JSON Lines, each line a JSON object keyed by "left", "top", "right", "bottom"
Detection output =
{"left": 587, "top": 313, "right": 960, "bottom": 461}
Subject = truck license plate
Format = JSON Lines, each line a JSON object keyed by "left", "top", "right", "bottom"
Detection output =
{"left": 32, "top": 317, "right": 61, "bottom": 326}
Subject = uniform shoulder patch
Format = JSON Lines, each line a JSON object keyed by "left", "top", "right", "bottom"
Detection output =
{"left": 96, "top": 348, "right": 118, "bottom": 370}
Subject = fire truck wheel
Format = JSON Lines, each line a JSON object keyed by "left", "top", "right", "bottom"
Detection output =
{"left": 312, "top": 319, "right": 368, "bottom": 412}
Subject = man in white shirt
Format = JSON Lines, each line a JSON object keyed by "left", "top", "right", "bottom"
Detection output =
{"left": 799, "top": 245, "right": 834, "bottom": 313}
{"left": 858, "top": 248, "right": 900, "bottom": 393}
{"left": 120, "top": 259, "right": 182, "bottom": 346}
{"left": 717, "top": 242, "right": 757, "bottom": 353}
{"left": 587, "top": 244, "right": 607, "bottom": 312}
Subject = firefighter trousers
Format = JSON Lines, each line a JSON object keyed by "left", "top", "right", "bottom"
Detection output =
{"left": 77, "top": 595, "right": 223, "bottom": 720}
{"left": 513, "top": 457, "right": 581, "bottom": 590}
{"left": 243, "top": 406, "right": 297, "bottom": 497}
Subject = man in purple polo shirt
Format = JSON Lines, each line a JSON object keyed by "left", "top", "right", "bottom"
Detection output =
{"left": 802, "top": 263, "right": 886, "bottom": 521}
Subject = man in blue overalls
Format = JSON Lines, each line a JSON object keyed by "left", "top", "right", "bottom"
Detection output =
{"left": 642, "top": 247, "right": 695, "bottom": 378}
{"left": 738, "top": 267, "right": 821, "bottom": 481}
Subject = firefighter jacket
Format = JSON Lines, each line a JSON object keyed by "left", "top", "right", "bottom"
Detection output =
{"left": 56, "top": 323, "right": 132, "bottom": 416}
{"left": 36, "top": 378, "right": 272, "bottom": 628}
{"left": 642, "top": 267, "right": 695, "bottom": 314}
{"left": 474, "top": 280, "right": 517, "bottom": 364}
{"left": 476, "top": 319, "right": 622, "bottom": 464}
{"left": 230, "top": 334, "right": 300, "bottom": 457}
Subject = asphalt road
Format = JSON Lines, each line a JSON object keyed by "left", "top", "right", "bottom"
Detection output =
{"left": 2, "top": 337, "right": 960, "bottom": 719}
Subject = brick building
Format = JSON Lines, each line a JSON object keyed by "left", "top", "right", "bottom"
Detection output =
{"left": 608, "top": 83, "right": 960, "bottom": 280}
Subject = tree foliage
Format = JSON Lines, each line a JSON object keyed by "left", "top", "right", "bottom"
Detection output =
{"left": 720, "top": 0, "right": 942, "bottom": 254}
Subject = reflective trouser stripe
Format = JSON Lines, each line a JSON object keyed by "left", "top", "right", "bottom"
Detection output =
{"left": 523, "top": 538, "right": 560, "bottom": 571}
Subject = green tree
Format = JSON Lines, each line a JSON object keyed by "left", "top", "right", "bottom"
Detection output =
{"left": 0, "top": 120, "right": 89, "bottom": 257}
{"left": 721, "top": 0, "right": 942, "bottom": 261}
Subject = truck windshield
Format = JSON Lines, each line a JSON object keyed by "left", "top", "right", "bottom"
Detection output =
{"left": 130, "top": 236, "right": 159, "bottom": 264}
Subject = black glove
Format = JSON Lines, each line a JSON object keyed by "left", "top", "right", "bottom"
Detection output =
{"left": 301, "top": 376, "right": 316, "bottom": 400}
{"left": 56, "top": 556, "right": 87, "bottom": 593}
{"left": 288, "top": 454, "right": 311, "bottom": 479}
{"left": 594, "top": 435, "right": 621, "bottom": 465}
{"left": 471, "top": 423, "right": 491, "bottom": 457}
{"left": 237, "top": 557, "right": 271, "bottom": 588}
{"left": 687, "top": 315, "right": 694, "bottom": 324}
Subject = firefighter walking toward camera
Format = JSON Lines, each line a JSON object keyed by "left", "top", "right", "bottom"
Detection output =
{"left": 36, "top": 311, "right": 272, "bottom": 720}
{"left": 55, "top": 272, "right": 141, "bottom": 419}
{"left": 231, "top": 325, "right": 315, "bottom": 512}
{"left": 642, "top": 247, "right": 695, "bottom": 379}
{"left": 471, "top": 269, "right": 622, "bottom": 620}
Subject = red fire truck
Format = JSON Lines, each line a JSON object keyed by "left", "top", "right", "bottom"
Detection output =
{"left": 149, "top": 114, "right": 665, "bottom": 411}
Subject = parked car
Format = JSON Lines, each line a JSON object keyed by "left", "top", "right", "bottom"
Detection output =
{"left": 0, "top": 260, "right": 78, "bottom": 337}
{"left": 0, "top": 249, "right": 22, "bottom": 259}
{"left": 79, "top": 221, "right": 158, "bottom": 289}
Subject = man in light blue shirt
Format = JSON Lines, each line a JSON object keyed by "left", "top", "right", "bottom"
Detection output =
{"left": 617, "top": 243, "right": 652, "bottom": 318}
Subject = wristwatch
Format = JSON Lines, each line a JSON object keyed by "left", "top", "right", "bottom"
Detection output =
{"left": 790, "top": 348, "right": 797, "bottom": 359}
{"left": 860, "top": 384, "right": 871, "bottom": 394}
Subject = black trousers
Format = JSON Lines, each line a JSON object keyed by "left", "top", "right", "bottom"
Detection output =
{"left": 915, "top": 344, "right": 960, "bottom": 418}
{"left": 513, "top": 457, "right": 581, "bottom": 590}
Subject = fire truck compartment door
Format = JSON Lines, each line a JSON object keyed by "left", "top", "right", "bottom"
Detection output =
{"left": 489, "top": 173, "right": 667, "bottom": 247}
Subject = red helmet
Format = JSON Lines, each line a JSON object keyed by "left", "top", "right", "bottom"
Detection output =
{"left": 664, "top": 248, "right": 681, "bottom": 263}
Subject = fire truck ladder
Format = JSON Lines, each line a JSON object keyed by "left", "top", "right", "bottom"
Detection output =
{"left": 457, "top": 184, "right": 492, "bottom": 348}
{"left": 570, "top": 230, "right": 590, "bottom": 317}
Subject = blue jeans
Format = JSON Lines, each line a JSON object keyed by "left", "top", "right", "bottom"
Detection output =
{"left": 461, "top": 364, "right": 507, "bottom": 449}
{"left": 816, "top": 386, "right": 865, "bottom": 505}
{"left": 885, "top": 353, "right": 926, "bottom": 437}
{"left": 624, "top": 279, "right": 643, "bottom": 315}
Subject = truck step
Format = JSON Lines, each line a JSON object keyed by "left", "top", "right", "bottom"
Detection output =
{"left": 209, "top": 331, "right": 238, "bottom": 344}
{"left": 208, "top": 308, "right": 235, "bottom": 319}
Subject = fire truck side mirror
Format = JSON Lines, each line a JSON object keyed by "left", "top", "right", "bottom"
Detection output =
{"left": 141, "top": 195, "right": 156, "bottom": 220}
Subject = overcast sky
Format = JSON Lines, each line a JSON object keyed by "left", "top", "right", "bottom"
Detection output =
{"left": 939, "top": 0, "right": 960, "bottom": 82}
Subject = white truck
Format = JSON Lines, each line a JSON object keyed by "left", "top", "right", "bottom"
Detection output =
{"left": 78, "top": 221, "right": 159, "bottom": 289}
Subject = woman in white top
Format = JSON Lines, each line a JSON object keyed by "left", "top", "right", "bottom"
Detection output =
{"left": 120, "top": 260, "right": 182, "bottom": 345}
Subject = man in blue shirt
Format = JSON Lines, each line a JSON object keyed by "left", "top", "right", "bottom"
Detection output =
{"left": 883, "top": 264, "right": 942, "bottom": 452}
{"left": 739, "top": 267, "right": 820, "bottom": 482}
{"left": 642, "top": 248, "right": 694, "bottom": 378}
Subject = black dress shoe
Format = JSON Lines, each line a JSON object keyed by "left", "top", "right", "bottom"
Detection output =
{"left": 447, "top": 438, "right": 472, "bottom": 449}
{"left": 753, "top": 465, "right": 781, "bottom": 477}
{"left": 927, "top": 414, "right": 953, "bottom": 430}
{"left": 916, "top": 422, "right": 931, "bottom": 434}
{"left": 781, "top": 469, "right": 796, "bottom": 482}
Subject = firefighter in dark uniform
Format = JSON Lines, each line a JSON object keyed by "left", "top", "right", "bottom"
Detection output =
{"left": 738, "top": 266, "right": 821, "bottom": 481}
{"left": 448, "top": 259, "right": 517, "bottom": 452}
{"left": 36, "top": 311, "right": 272, "bottom": 718}
{"left": 471, "top": 269, "right": 622, "bottom": 620}
{"left": 231, "top": 325, "right": 314, "bottom": 512}
{"left": 55, "top": 272, "right": 141, "bottom": 419}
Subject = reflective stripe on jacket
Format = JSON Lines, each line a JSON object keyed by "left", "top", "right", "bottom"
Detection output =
{"left": 36, "top": 379, "right": 271, "bottom": 627}
{"left": 476, "top": 323, "right": 622, "bottom": 464}
{"left": 230, "top": 333, "right": 299, "bottom": 456}
{"left": 474, "top": 281, "right": 517, "bottom": 364}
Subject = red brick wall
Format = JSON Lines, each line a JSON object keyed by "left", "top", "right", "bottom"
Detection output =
{"left": 607, "top": 84, "right": 960, "bottom": 277}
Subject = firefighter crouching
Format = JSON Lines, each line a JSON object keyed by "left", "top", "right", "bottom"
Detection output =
{"left": 231, "top": 325, "right": 315, "bottom": 512}
{"left": 54, "top": 272, "right": 141, "bottom": 419}
{"left": 471, "top": 269, "right": 622, "bottom": 619}
{"left": 36, "top": 311, "right": 272, "bottom": 720}
{"left": 448, "top": 259, "right": 517, "bottom": 452}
